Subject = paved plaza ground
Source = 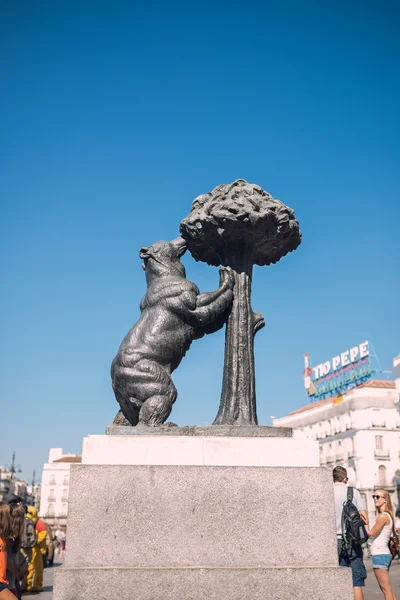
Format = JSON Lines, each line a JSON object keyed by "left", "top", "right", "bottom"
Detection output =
{"left": 363, "top": 557, "right": 400, "bottom": 598}
{"left": 24, "top": 556, "right": 400, "bottom": 599}
{"left": 21, "top": 560, "right": 61, "bottom": 599}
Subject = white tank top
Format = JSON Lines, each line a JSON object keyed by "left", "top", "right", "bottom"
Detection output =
{"left": 370, "top": 512, "right": 392, "bottom": 555}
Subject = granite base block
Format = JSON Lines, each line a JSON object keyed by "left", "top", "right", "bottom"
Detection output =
{"left": 54, "top": 566, "right": 353, "bottom": 600}
{"left": 64, "top": 465, "right": 337, "bottom": 568}
{"left": 54, "top": 453, "right": 352, "bottom": 599}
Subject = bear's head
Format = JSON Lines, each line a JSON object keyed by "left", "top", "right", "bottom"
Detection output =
{"left": 140, "top": 237, "right": 187, "bottom": 283}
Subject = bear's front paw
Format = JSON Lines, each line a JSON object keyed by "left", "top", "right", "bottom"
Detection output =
{"left": 219, "top": 266, "right": 235, "bottom": 289}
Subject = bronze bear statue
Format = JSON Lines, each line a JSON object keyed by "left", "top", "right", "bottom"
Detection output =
{"left": 111, "top": 237, "right": 234, "bottom": 426}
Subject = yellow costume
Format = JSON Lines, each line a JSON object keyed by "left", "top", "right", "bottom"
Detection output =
{"left": 26, "top": 506, "right": 46, "bottom": 592}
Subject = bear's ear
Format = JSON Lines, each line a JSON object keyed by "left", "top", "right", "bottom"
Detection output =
{"left": 139, "top": 247, "right": 150, "bottom": 259}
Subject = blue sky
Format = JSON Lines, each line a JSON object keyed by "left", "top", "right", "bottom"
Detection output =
{"left": 1, "top": 0, "right": 399, "bottom": 479}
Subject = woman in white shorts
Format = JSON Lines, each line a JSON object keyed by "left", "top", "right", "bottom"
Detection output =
{"left": 368, "top": 489, "right": 397, "bottom": 599}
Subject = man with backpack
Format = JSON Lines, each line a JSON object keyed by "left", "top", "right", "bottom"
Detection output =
{"left": 333, "top": 466, "right": 369, "bottom": 600}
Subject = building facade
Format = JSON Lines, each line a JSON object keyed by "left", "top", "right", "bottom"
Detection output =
{"left": 0, "top": 465, "right": 40, "bottom": 508}
{"left": 273, "top": 380, "right": 400, "bottom": 526}
{"left": 394, "top": 355, "right": 400, "bottom": 401}
{"left": 39, "top": 448, "right": 81, "bottom": 528}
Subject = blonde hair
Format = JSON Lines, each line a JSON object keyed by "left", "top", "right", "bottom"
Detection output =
{"left": 376, "top": 489, "right": 395, "bottom": 522}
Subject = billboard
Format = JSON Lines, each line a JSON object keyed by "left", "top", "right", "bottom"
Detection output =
{"left": 303, "top": 341, "right": 373, "bottom": 400}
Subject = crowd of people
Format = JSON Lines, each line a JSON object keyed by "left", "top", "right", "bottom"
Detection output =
{"left": 334, "top": 465, "right": 400, "bottom": 600}
{"left": 0, "top": 493, "right": 66, "bottom": 598}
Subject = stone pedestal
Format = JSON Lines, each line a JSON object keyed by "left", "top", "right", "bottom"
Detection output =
{"left": 54, "top": 430, "right": 352, "bottom": 599}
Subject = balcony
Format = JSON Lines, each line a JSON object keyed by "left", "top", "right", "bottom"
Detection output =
{"left": 374, "top": 449, "right": 390, "bottom": 459}
{"left": 326, "top": 455, "right": 335, "bottom": 464}
{"left": 47, "top": 496, "right": 56, "bottom": 502}
{"left": 347, "top": 451, "right": 356, "bottom": 459}
{"left": 372, "top": 420, "right": 386, "bottom": 428}
{"left": 61, "top": 497, "right": 68, "bottom": 503}
{"left": 374, "top": 480, "right": 394, "bottom": 490}
{"left": 336, "top": 453, "right": 345, "bottom": 462}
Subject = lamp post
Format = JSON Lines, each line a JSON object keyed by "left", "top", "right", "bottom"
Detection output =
{"left": 5, "top": 452, "right": 22, "bottom": 496}
{"left": 31, "top": 470, "right": 36, "bottom": 507}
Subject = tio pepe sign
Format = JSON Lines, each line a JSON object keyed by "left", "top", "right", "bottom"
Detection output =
{"left": 313, "top": 341, "right": 369, "bottom": 381}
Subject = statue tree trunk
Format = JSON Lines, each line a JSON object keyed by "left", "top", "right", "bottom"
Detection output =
{"left": 213, "top": 246, "right": 264, "bottom": 425}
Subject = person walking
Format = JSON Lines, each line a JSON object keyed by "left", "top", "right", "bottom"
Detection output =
{"left": 368, "top": 489, "right": 397, "bottom": 600}
{"left": 394, "top": 509, "right": 400, "bottom": 560}
{"left": 58, "top": 529, "right": 66, "bottom": 560}
{"left": 333, "top": 466, "right": 368, "bottom": 600}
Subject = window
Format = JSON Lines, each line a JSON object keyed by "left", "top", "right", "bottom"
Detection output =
{"left": 61, "top": 504, "right": 67, "bottom": 516}
{"left": 63, "top": 476, "right": 69, "bottom": 485}
{"left": 49, "top": 475, "right": 56, "bottom": 485}
{"left": 379, "top": 465, "right": 387, "bottom": 485}
{"left": 372, "top": 409, "right": 386, "bottom": 428}
{"left": 375, "top": 436, "right": 383, "bottom": 450}
{"left": 47, "top": 504, "right": 55, "bottom": 517}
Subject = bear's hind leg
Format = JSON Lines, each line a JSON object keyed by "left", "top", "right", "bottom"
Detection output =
{"left": 139, "top": 384, "right": 177, "bottom": 426}
{"left": 114, "top": 389, "right": 142, "bottom": 426}
{"left": 113, "top": 359, "right": 177, "bottom": 426}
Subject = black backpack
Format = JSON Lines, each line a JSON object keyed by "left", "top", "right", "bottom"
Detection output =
{"left": 341, "top": 487, "right": 369, "bottom": 547}
{"left": 22, "top": 517, "right": 36, "bottom": 548}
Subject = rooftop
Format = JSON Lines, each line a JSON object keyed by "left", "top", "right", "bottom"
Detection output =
{"left": 288, "top": 380, "right": 396, "bottom": 416}
{"left": 52, "top": 456, "right": 82, "bottom": 463}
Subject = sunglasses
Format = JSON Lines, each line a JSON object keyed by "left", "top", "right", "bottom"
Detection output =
{"left": 372, "top": 495, "right": 384, "bottom": 500}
